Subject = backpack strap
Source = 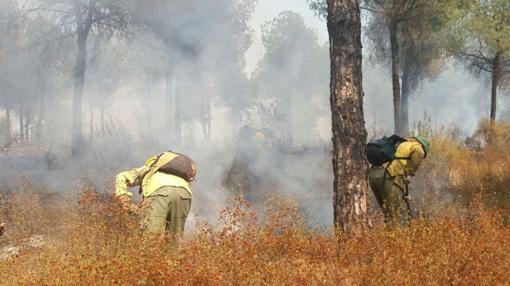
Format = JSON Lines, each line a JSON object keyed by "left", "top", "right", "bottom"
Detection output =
{"left": 139, "top": 152, "right": 179, "bottom": 195}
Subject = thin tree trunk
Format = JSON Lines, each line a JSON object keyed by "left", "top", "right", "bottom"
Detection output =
{"left": 490, "top": 51, "right": 500, "bottom": 128}
{"left": 165, "top": 58, "right": 173, "bottom": 134}
{"left": 201, "top": 100, "right": 211, "bottom": 141}
{"left": 175, "top": 75, "right": 182, "bottom": 144}
{"left": 5, "top": 107, "right": 11, "bottom": 140}
{"left": 165, "top": 58, "right": 182, "bottom": 145}
{"left": 100, "top": 99, "right": 105, "bottom": 135}
{"left": 37, "top": 91, "right": 45, "bottom": 142}
{"left": 25, "top": 110, "right": 30, "bottom": 143}
{"left": 19, "top": 106, "right": 24, "bottom": 144}
{"left": 390, "top": 21, "right": 402, "bottom": 134}
{"left": 327, "top": 0, "right": 370, "bottom": 233}
{"left": 71, "top": 0, "right": 95, "bottom": 157}
{"left": 285, "top": 86, "right": 294, "bottom": 146}
{"left": 36, "top": 70, "right": 46, "bottom": 142}
{"left": 401, "top": 64, "right": 411, "bottom": 134}
{"left": 72, "top": 31, "right": 87, "bottom": 156}
{"left": 89, "top": 103, "right": 94, "bottom": 142}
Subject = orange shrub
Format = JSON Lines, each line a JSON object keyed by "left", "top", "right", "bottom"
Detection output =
{"left": 0, "top": 185, "right": 509, "bottom": 285}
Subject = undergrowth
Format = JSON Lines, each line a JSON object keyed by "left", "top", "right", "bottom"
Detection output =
{"left": 0, "top": 184, "right": 508, "bottom": 285}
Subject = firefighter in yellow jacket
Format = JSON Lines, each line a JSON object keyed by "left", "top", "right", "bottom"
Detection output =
{"left": 368, "top": 136, "right": 430, "bottom": 225}
{"left": 115, "top": 152, "right": 196, "bottom": 236}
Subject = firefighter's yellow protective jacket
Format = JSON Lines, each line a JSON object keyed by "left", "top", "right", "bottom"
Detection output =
{"left": 115, "top": 154, "right": 192, "bottom": 198}
{"left": 383, "top": 138, "right": 426, "bottom": 188}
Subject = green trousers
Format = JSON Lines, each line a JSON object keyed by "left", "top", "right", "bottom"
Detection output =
{"left": 368, "top": 166, "right": 408, "bottom": 225}
{"left": 140, "top": 186, "right": 192, "bottom": 236}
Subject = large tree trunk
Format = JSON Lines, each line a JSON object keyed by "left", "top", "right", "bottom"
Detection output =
{"left": 327, "top": 0, "right": 370, "bottom": 233}
{"left": 490, "top": 51, "right": 501, "bottom": 128}
{"left": 401, "top": 63, "right": 411, "bottom": 134}
{"left": 390, "top": 21, "right": 402, "bottom": 134}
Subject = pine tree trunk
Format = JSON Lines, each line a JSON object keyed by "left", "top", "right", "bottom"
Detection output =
{"left": 71, "top": 0, "right": 95, "bottom": 157}
{"left": 72, "top": 31, "right": 87, "bottom": 156}
{"left": 327, "top": 0, "right": 370, "bottom": 233}
{"left": 490, "top": 51, "right": 500, "bottom": 128}
{"left": 390, "top": 21, "right": 402, "bottom": 134}
{"left": 401, "top": 64, "right": 411, "bottom": 134}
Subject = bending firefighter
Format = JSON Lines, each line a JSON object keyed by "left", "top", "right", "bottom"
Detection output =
{"left": 366, "top": 135, "right": 430, "bottom": 224}
{"left": 115, "top": 151, "right": 196, "bottom": 236}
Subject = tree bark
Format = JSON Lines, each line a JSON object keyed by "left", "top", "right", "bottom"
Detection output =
{"left": 327, "top": 0, "right": 370, "bottom": 233}
{"left": 390, "top": 21, "right": 402, "bottom": 134}
{"left": 490, "top": 51, "right": 501, "bottom": 128}
{"left": 401, "top": 63, "right": 411, "bottom": 134}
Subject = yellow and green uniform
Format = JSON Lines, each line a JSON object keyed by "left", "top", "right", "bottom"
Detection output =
{"left": 115, "top": 153, "right": 194, "bottom": 236}
{"left": 368, "top": 138, "right": 425, "bottom": 224}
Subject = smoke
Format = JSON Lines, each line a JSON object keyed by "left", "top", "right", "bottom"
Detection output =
{"left": 0, "top": 0, "right": 505, "bottom": 230}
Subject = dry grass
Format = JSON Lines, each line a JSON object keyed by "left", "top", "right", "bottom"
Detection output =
{"left": 0, "top": 184, "right": 508, "bottom": 285}
{"left": 0, "top": 121, "right": 509, "bottom": 285}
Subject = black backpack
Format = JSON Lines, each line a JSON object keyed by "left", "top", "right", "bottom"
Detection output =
{"left": 366, "top": 135, "right": 407, "bottom": 166}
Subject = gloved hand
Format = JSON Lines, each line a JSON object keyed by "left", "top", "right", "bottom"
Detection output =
{"left": 117, "top": 195, "right": 141, "bottom": 214}
{"left": 117, "top": 195, "right": 133, "bottom": 209}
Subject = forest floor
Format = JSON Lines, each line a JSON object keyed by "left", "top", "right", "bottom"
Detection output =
{"left": 0, "top": 180, "right": 508, "bottom": 285}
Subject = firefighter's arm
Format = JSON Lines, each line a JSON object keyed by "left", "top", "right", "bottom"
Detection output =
{"left": 115, "top": 166, "right": 146, "bottom": 198}
{"left": 407, "top": 146, "right": 426, "bottom": 177}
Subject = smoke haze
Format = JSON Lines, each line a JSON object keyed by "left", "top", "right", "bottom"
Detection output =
{"left": 0, "top": 0, "right": 508, "bottom": 230}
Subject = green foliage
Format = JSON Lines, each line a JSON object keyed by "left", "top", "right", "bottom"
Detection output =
{"left": 306, "top": 0, "right": 327, "bottom": 19}
{"left": 364, "top": 0, "right": 457, "bottom": 91}
{"left": 448, "top": 0, "right": 510, "bottom": 80}
{"left": 465, "top": 0, "right": 510, "bottom": 52}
